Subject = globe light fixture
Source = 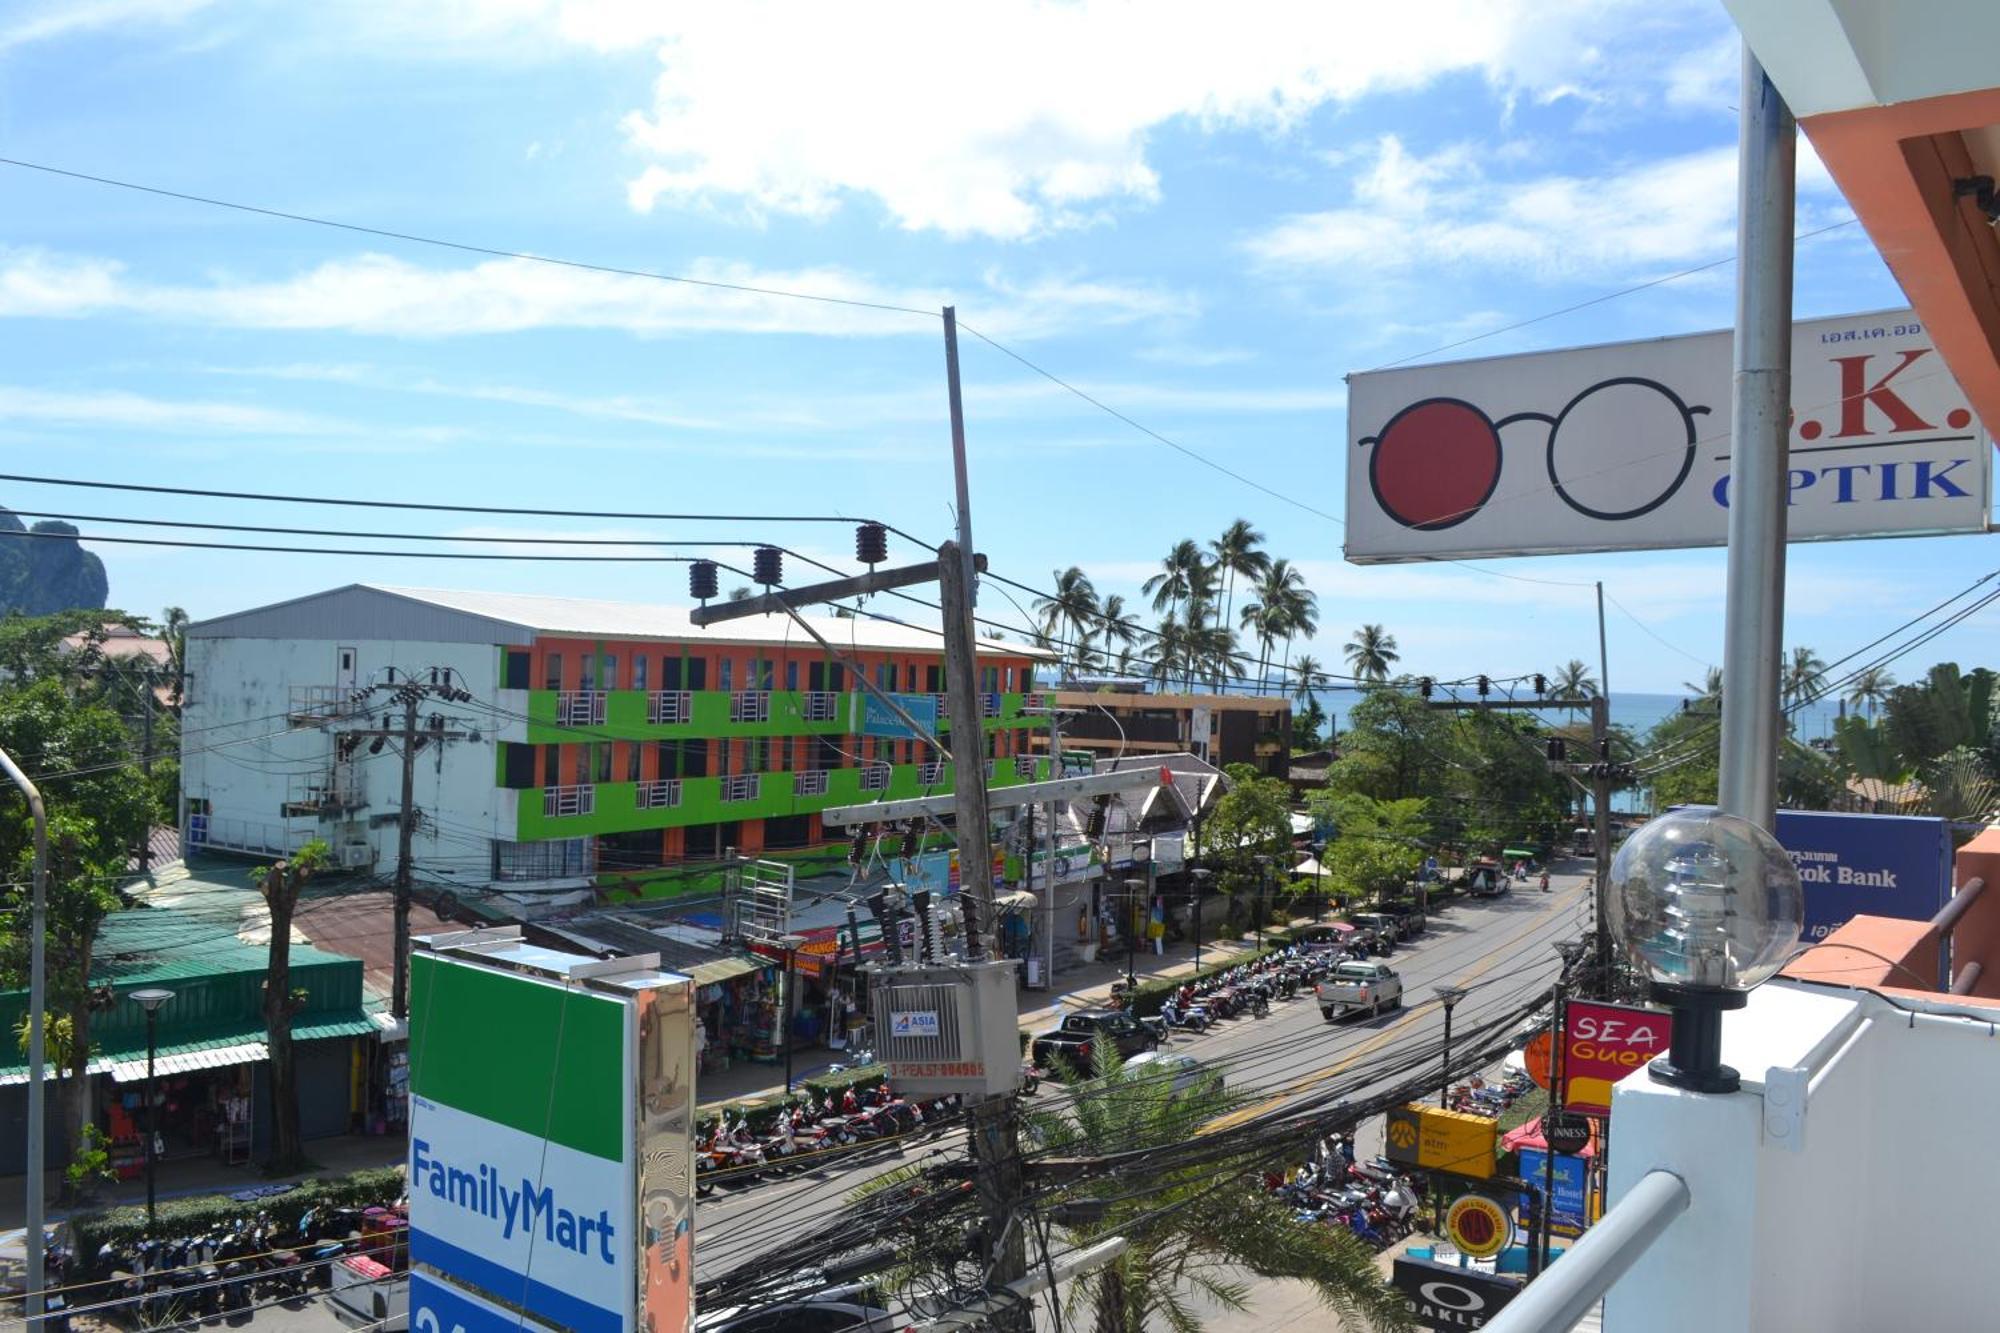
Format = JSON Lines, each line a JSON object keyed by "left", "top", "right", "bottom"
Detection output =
{"left": 1606, "top": 808, "right": 1803, "bottom": 1093}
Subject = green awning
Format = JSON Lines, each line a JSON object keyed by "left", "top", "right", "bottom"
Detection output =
{"left": 291, "top": 1014, "right": 379, "bottom": 1042}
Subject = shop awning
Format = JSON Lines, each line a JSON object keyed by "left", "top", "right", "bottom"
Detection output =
{"left": 111, "top": 1039, "right": 268, "bottom": 1084}
{"left": 291, "top": 1015, "right": 381, "bottom": 1043}
{"left": 0, "top": 1056, "right": 114, "bottom": 1087}
{"left": 684, "top": 954, "right": 765, "bottom": 985}
{"left": 994, "top": 890, "right": 1038, "bottom": 913}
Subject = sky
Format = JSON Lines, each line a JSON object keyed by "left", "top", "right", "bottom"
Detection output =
{"left": 0, "top": 0, "right": 1991, "bottom": 695}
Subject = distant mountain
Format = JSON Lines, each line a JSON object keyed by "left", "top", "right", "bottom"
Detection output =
{"left": 0, "top": 508, "right": 109, "bottom": 616}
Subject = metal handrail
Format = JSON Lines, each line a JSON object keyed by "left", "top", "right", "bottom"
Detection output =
{"left": 1930, "top": 876, "right": 1985, "bottom": 935}
{"left": 1483, "top": 1169, "right": 1690, "bottom": 1333}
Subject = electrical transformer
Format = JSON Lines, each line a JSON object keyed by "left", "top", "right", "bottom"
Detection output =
{"left": 867, "top": 959, "right": 1021, "bottom": 1098}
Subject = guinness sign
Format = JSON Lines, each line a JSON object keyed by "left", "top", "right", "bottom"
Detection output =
{"left": 1391, "top": 1256, "right": 1522, "bottom": 1330}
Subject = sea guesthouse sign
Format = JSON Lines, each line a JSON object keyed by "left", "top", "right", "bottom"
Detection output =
{"left": 1346, "top": 309, "right": 1989, "bottom": 561}
{"left": 1561, "top": 999, "right": 1672, "bottom": 1115}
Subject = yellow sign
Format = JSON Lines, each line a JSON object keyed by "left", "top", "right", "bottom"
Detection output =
{"left": 1445, "top": 1194, "right": 1514, "bottom": 1259}
{"left": 1384, "top": 1103, "right": 1498, "bottom": 1180}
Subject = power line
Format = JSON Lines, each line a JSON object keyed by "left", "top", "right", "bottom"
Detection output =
{"left": 0, "top": 156, "right": 940, "bottom": 321}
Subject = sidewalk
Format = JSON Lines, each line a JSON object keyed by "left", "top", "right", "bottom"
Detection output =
{"left": 0, "top": 918, "right": 1317, "bottom": 1227}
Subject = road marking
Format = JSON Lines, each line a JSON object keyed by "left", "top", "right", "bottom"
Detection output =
{"left": 1197, "top": 886, "right": 1585, "bottom": 1135}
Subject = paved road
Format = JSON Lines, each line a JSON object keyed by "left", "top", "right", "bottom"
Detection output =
{"left": 142, "top": 869, "right": 1590, "bottom": 1331}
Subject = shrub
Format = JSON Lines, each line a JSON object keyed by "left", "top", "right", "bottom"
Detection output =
{"left": 73, "top": 1166, "right": 406, "bottom": 1268}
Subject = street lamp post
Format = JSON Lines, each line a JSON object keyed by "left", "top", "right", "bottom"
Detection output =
{"left": 1121, "top": 878, "right": 1144, "bottom": 991}
{"left": 1433, "top": 984, "right": 1468, "bottom": 1109}
{"left": 1309, "top": 840, "right": 1326, "bottom": 923}
{"left": 1253, "top": 854, "right": 1272, "bottom": 952}
{"left": 780, "top": 935, "right": 805, "bottom": 1095}
{"left": 130, "top": 987, "right": 175, "bottom": 1229}
{"left": 1188, "top": 867, "right": 1212, "bottom": 975}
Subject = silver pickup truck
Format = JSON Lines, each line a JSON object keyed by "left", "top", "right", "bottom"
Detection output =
{"left": 1316, "top": 960, "right": 1403, "bottom": 1020}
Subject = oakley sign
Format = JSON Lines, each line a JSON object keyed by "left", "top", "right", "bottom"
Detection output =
{"left": 1391, "top": 1256, "right": 1522, "bottom": 1330}
{"left": 1345, "top": 309, "right": 1989, "bottom": 561}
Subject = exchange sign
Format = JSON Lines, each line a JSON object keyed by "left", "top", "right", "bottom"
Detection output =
{"left": 1385, "top": 1103, "right": 1497, "bottom": 1180}
{"left": 408, "top": 935, "right": 697, "bottom": 1333}
{"left": 1444, "top": 1194, "right": 1514, "bottom": 1259}
{"left": 1346, "top": 308, "right": 1989, "bottom": 561}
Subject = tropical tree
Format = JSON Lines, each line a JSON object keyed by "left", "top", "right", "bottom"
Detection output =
{"left": 1921, "top": 748, "right": 1999, "bottom": 824}
{"left": 1208, "top": 519, "right": 1270, "bottom": 632}
{"left": 1845, "top": 666, "right": 1895, "bottom": 718}
{"left": 252, "top": 839, "right": 331, "bottom": 1174}
{"left": 1682, "top": 666, "right": 1723, "bottom": 700}
{"left": 158, "top": 606, "right": 190, "bottom": 707}
{"left": 1098, "top": 593, "right": 1142, "bottom": 659}
{"left": 1266, "top": 559, "right": 1318, "bottom": 686}
{"left": 1551, "top": 659, "right": 1598, "bottom": 701}
{"left": 1190, "top": 622, "right": 1246, "bottom": 690}
{"left": 1142, "top": 540, "right": 1210, "bottom": 623}
{"left": 1035, "top": 566, "right": 1101, "bottom": 667}
{"left": 1782, "top": 646, "right": 1828, "bottom": 707}
{"left": 1292, "top": 654, "right": 1327, "bottom": 708}
{"left": 1343, "top": 624, "right": 1399, "bottom": 684}
{"left": 1024, "top": 1045, "right": 1413, "bottom": 1333}
{"left": 1149, "top": 616, "right": 1193, "bottom": 691}
{"left": 1237, "top": 597, "right": 1284, "bottom": 694}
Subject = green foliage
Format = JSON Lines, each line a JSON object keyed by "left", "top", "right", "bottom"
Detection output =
{"left": 1308, "top": 793, "right": 1428, "bottom": 907}
{"left": 1025, "top": 1044, "right": 1412, "bottom": 1332}
{"left": 1883, "top": 664, "right": 1994, "bottom": 772}
{"left": 1290, "top": 697, "right": 1326, "bottom": 751}
{"left": 1832, "top": 715, "right": 1907, "bottom": 783}
{"left": 1920, "top": 748, "right": 1998, "bottom": 824}
{"left": 1204, "top": 764, "right": 1293, "bottom": 899}
{"left": 72, "top": 1166, "right": 407, "bottom": 1255}
{"left": 64, "top": 1122, "right": 115, "bottom": 1195}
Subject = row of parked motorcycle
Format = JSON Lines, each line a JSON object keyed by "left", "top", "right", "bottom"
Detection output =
{"left": 1266, "top": 1135, "right": 1424, "bottom": 1250}
{"left": 44, "top": 1202, "right": 407, "bottom": 1329}
{"left": 1448, "top": 1069, "right": 1537, "bottom": 1118}
{"left": 1149, "top": 943, "right": 1385, "bottom": 1034}
{"left": 695, "top": 1084, "right": 966, "bottom": 1196}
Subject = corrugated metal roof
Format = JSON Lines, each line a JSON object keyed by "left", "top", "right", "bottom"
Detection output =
{"left": 190, "top": 583, "right": 1049, "bottom": 658}
{"left": 111, "top": 1041, "right": 267, "bottom": 1084}
{"left": 292, "top": 1014, "right": 379, "bottom": 1042}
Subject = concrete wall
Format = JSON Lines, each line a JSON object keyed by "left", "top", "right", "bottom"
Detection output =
{"left": 1604, "top": 981, "right": 2000, "bottom": 1331}
{"left": 182, "top": 635, "right": 508, "bottom": 881}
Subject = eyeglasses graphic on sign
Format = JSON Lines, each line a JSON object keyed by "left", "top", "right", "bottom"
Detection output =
{"left": 890, "top": 1010, "right": 941, "bottom": 1039}
{"left": 1358, "top": 377, "right": 1711, "bottom": 532}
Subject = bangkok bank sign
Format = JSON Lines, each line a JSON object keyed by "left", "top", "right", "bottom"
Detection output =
{"left": 1344, "top": 309, "right": 1990, "bottom": 561}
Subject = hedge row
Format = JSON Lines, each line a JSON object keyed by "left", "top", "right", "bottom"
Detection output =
{"left": 697, "top": 1062, "right": 891, "bottom": 1136}
{"left": 73, "top": 1165, "right": 407, "bottom": 1262}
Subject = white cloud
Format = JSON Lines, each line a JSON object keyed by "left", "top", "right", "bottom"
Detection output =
{"left": 598, "top": 1, "right": 1650, "bottom": 239}
{"left": 0, "top": 247, "right": 1185, "bottom": 341}
{"left": 0, "top": 385, "right": 341, "bottom": 435}
{"left": 0, "top": 0, "right": 212, "bottom": 52}
{"left": 1663, "top": 34, "right": 1740, "bottom": 116}
{"left": 1246, "top": 135, "right": 1841, "bottom": 279}
{"left": 1135, "top": 345, "right": 1255, "bottom": 368}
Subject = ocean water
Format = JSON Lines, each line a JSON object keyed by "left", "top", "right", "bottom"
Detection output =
{"left": 1297, "top": 686, "right": 1848, "bottom": 744}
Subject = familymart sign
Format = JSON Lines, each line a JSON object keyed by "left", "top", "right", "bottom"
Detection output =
{"left": 408, "top": 934, "right": 697, "bottom": 1333}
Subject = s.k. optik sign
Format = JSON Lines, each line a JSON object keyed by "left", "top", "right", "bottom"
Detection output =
{"left": 1344, "top": 309, "right": 1989, "bottom": 561}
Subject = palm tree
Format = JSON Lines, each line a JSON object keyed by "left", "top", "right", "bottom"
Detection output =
{"left": 1026, "top": 1048, "right": 1411, "bottom": 1333}
{"left": 1847, "top": 666, "right": 1895, "bottom": 717}
{"left": 1149, "top": 615, "right": 1192, "bottom": 690}
{"left": 1142, "top": 540, "right": 1210, "bottom": 623}
{"left": 1344, "top": 623, "right": 1399, "bottom": 683}
{"left": 1208, "top": 519, "right": 1270, "bottom": 632}
{"left": 1292, "top": 654, "right": 1327, "bottom": 707}
{"left": 1192, "top": 623, "right": 1246, "bottom": 689}
{"left": 1237, "top": 597, "right": 1283, "bottom": 695}
{"left": 1782, "top": 645, "right": 1829, "bottom": 707}
{"left": 1268, "top": 559, "right": 1317, "bottom": 685}
{"left": 1553, "top": 659, "right": 1599, "bottom": 698}
{"left": 160, "top": 606, "right": 189, "bottom": 706}
{"left": 1034, "top": 566, "right": 1101, "bottom": 666}
{"left": 1098, "top": 594, "right": 1141, "bottom": 657}
{"left": 1682, "top": 666, "right": 1723, "bottom": 700}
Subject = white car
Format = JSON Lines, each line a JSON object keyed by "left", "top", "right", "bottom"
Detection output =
{"left": 1120, "top": 1051, "right": 1220, "bottom": 1094}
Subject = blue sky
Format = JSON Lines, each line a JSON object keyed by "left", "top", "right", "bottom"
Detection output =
{"left": 0, "top": 0, "right": 1989, "bottom": 694}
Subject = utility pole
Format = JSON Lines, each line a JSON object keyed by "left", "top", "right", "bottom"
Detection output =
{"left": 341, "top": 673, "right": 472, "bottom": 1022}
{"left": 0, "top": 747, "right": 48, "bottom": 1329}
{"left": 138, "top": 681, "right": 154, "bottom": 875}
{"left": 1590, "top": 695, "right": 1614, "bottom": 989}
{"left": 1717, "top": 47, "right": 1796, "bottom": 829}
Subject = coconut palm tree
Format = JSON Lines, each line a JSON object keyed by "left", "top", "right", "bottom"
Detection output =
{"left": 1034, "top": 566, "right": 1100, "bottom": 664}
{"left": 1553, "top": 659, "right": 1599, "bottom": 698}
{"left": 1237, "top": 597, "right": 1283, "bottom": 695}
{"left": 1208, "top": 519, "right": 1270, "bottom": 632}
{"left": 1682, "top": 666, "right": 1723, "bottom": 700}
{"left": 1149, "top": 615, "right": 1193, "bottom": 690}
{"left": 1343, "top": 623, "right": 1399, "bottom": 683}
{"left": 159, "top": 605, "right": 189, "bottom": 707}
{"left": 1846, "top": 665, "right": 1895, "bottom": 717}
{"left": 1098, "top": 594, "right": 1141, "bottom": 657}
{"left": 1192, "top": 623, "right": 1246, "bottom": 689}
{"left": 1292, "top": 654, "right": 1327, "bottom": 707}
{"left": 1026, "top": 1047, "right": 1412, "bottom": 1333}
{"left": 1143, "top": 540, "right": 1210, "bottom": 623}
{"left": 1269, "top": 560, "right": 1318, "bottom": 685}
{"left": 1782, "top": 645, "right": 1829, "bottom": 707}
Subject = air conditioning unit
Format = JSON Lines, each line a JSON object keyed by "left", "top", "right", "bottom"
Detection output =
{"left": 340, "top": 843, "right": 373, "bottom": 870}
{"left": 866, "top": 959, "right": 1021, "bottom": 1098}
